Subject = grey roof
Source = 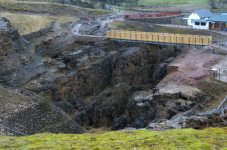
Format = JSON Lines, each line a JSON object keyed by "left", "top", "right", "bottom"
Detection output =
{"left": 195, "top": 9, "right": 213, "bottom": 18}
{"left": 221, "top": 13, "right": 227, "bottom": 15}
{"left": 207, "top": 15, "right": 227, "bottom": 22}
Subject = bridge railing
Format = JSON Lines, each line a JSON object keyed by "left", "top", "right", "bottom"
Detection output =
{"left": 107, "top": 30, "right": 212, "bottom": 46}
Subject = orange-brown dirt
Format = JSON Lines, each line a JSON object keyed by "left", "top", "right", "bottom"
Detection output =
{"left": 158, "top": 46, "right": 227, "bottom": 111}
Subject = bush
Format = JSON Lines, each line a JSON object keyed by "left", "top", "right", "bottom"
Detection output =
{"left": 38, "top": 97, "right": 52, "bottom": 111}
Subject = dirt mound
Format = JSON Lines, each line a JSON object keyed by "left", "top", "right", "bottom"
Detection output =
{"left": 158, "top": 47, "right": 227, "bottom": 111}
{"left": 158, "top": 47, "right": 223, "bottom": 88}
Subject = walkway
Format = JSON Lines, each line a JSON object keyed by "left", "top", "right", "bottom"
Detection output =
{"left": 107, "top": 30, "right": 212, "bottom": 47}
{"left": 157, "top": 24, "right": 227, "bottom": 51}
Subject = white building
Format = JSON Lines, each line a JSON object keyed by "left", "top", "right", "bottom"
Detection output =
{"left": 191, "top": 19, "right": 209, "bottom": 29}
{"left": 184, "top": 9, "right": 213, "bottom": 26}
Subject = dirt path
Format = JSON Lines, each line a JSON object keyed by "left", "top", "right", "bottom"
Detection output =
{"left": 70, "top": 16, "right": 124, "bottom": 38}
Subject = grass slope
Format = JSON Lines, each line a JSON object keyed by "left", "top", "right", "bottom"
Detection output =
{"left": 0, "top": 12, "right": 51, "bottom": 35}
{"left": 138, "top": 0, "right": 208, "bottom": 5}
{"left": 1, "top": 127, "right": 227, "bottom": 149}
{"left": 0, "top": 12, "right": 76, "bottom": 35}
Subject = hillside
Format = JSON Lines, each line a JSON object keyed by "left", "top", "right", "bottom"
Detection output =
{"left": 1, "top": 0, "right": 227, "bottom": 149}
{"left": 0, "top": 0, "right": 110, "bottom": 34}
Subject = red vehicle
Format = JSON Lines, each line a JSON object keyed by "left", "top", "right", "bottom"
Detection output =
{"left": 123, "top": 11, "right": 181, "bottom": 19}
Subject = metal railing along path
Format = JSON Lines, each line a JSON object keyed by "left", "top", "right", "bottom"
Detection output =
{"left": 217, "top": 96, "right": 227, "bottom": 111}
{"left": 107, "top": 30, "right": 213, "bottom": 47}
{"left": 0, "top": 124, "right": 28, "bottom": 136}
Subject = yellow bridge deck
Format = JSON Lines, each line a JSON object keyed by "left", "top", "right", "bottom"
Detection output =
{"left": 106, "top": 30, "right": 212, "bottom": 47}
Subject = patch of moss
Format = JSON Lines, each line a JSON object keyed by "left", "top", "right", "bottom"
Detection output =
{"left": 1, "top": 126, "right": 227, "bottom": 149}
{"left": 38, "top": 97, "right": 52, "bottom": 111}
{"left": 84, "top": 96, "right": 95, "bottom": 103}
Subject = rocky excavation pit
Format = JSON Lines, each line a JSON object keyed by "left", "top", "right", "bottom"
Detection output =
{"left": 1, "top": 16, "right": 227, "bottom": 136}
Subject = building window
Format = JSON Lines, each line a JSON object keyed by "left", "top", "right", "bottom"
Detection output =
{"left": 201, "top": 22, "right": 206, "bottom": 26}
{"left": 195, "top": 22, "right": 200, "bottom": 25}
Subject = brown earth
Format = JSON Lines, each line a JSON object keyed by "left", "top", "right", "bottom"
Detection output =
{"left": 158, "top": 46, "right": 227, "bottom": 111}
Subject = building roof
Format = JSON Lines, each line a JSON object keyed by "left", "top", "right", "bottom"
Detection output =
{"left": 195, "top": 9, "right": 213, "bottom": 18}
{"left": 192, "top": 19, "right": 207, "bottom": 22}
{"left": 221, "top": 13, "right": 227, "bottom": 15}
{"left": 207, "top": 15, "right": 227, "bottom": 22}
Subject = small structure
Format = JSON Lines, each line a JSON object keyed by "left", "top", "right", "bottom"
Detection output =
{"left": 184, "top": 9, "right": 213, "bottom": 26}
{"left": 207, "top": 15, "right": 227, "bottom": 30}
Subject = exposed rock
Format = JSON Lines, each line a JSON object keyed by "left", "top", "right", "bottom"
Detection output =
{"left": 111, "top": 114, "right": 127, "bottom": 130}
{"left": 54, "top": 101, "right": 76, "bottom": 115}
{"left": 153, "top": 63, "right": 168, "bottom": 85}
{"left": 73, "top": 83, "right": 136, "bottom": 128}
{"left": 3, "top": 103, "right": 84, "bottom": 136}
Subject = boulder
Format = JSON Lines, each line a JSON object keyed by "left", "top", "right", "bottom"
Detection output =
{"left": 111, "top": 114, "right": 127, "bottom": 130}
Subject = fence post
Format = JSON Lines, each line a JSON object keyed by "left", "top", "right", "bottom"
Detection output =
{"left": 219, "top": 68, "right": 221, "bottom": 81}
{"left": 219, "top": 39, "right": 220, "bottom": 49}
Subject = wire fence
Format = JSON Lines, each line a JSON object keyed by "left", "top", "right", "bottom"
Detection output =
{"left": 210, "top": 68, "right": 227, "bottom": 83}
{"left": 0, "top": 124, "right": 28, "bottom": 136}
{"left": 156, "top": 24, "right": 227, "bottom": 50}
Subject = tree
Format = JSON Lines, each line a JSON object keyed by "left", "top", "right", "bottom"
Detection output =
{"left": 208, "top": 0, "right": 217, "bottom": 9}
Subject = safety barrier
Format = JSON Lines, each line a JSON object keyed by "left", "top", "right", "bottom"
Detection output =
{"left": 123, "top": 11, "right": 181, "bottom": 19}
{"left": 106, "top": 30, "right": 212, "bottom": 46}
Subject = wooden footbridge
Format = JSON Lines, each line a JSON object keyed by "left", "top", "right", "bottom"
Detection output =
{"left": 107, "top": 30, "right": 213, "bottom": 47}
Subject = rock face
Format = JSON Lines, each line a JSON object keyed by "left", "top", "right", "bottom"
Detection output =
{"left": 23, "top": 21, "right": 55, "bottom": 41}
{"left": 0, "top": 17, "right": 185, "bottom": 134}
{"left": 21, "top": 41, "right": 179, "bottom": 107}
{"left": 73, "top": 83, "right": 137, "bottom": 128}
{"left": 147, "top": 107, "right": 227, "bottom": 131}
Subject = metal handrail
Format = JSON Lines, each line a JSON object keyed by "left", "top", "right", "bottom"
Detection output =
{"left": 217, "top": 96, "right": 227, "bottom": 110}
{"left": 0, "top": 124, "right": 27, "bottom": 136}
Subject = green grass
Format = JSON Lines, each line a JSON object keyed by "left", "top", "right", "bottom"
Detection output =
{"left": 1, "top": 127, "right": 227, "bottom": 149}
{"left": 106, "top": 0, "right": 208, "bottom": 11}
{"left": 137, "top": 0, "right": 208, "bottom": 5}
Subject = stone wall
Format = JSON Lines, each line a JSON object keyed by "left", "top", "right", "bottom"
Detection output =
{"left": 2, "top": 103, "right": 84, "bottom": 136}
{"left": 23, "top": 21, "right": 55, "bottom": 41}
{"left": 125, "top": 15, "right": 184, "bottom": 24}
{"left": 171, "top": 17, "right": 187, "bottom": 25}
